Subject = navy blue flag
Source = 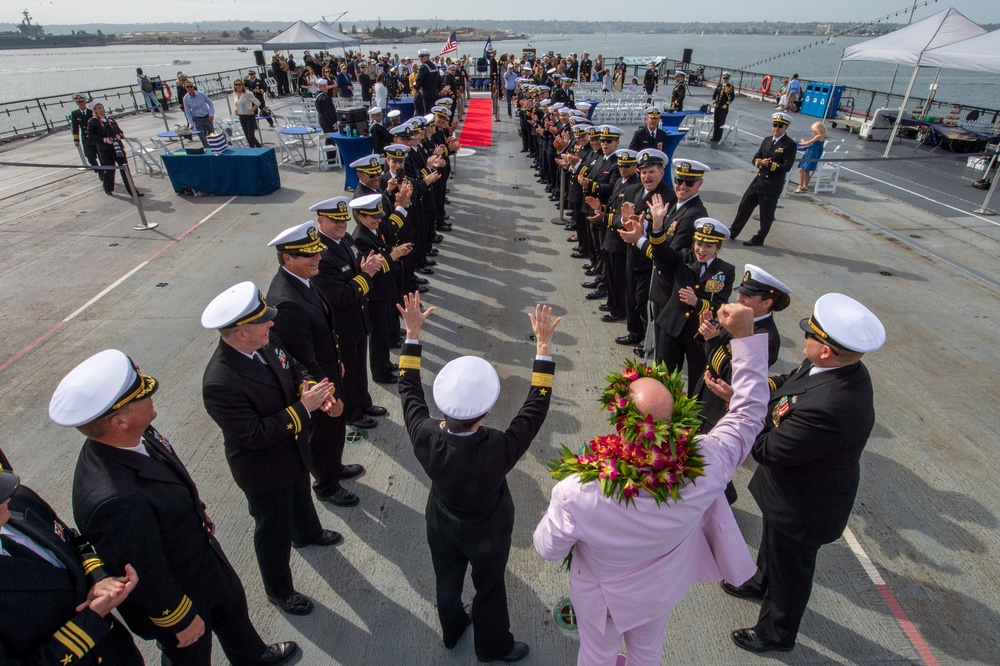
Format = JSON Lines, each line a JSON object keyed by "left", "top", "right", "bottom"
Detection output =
{"left": 483, "top": 36, "right": 494, "bottom": 59}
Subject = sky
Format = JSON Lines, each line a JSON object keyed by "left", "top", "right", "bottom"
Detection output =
{"left": 14, "top": 0, "right": 1000, "bottom": 26}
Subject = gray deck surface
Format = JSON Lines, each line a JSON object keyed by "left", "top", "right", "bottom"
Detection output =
{"left": 0, "top": 91, "right": 998, "bottom": 665}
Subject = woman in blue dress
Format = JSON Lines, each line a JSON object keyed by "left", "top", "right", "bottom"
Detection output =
{"left": 794, "top": 122, "right": 827, "bottom": 193}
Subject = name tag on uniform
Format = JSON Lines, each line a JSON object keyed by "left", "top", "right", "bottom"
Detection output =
{"left": 341, "top": 265, "right": 351, "bottom": 273}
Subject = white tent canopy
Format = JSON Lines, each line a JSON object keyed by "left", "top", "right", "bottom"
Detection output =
{"left": 261, "top": 20, "right": 351, "bottom": 51}
{"left": 921, "top": 29, "right": 1000, "bottom": 74}
{"left": 311, "top": 21, "right": 360, "bottom": 48}
{"left": 841, "top": 7, "right": 986, "bottom": 65}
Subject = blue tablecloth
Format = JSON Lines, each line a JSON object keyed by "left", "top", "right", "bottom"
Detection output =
{"left": 662, "top": 128, "right": 687, "bottom": 166}
{"left": 162, "top": 147, "right": 280, "bottom": 196}
{"left": 578, "top": 100, "right": 600, "bottom": 121}
{"left": 329, "top": 132, "right": 374, "bottom": 190}
{"left": 388, "top": 99, "right": 416, "bottom": 122}
{"left": 659, "top": 110, "right": 707, "bottom": 128}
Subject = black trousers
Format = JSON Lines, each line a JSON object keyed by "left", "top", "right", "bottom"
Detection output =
{"left": 426, "top": 500, "right": 514, "bottom": 659}
{"left": 730, "top": 183, "right": 781, "bottom": 243}
{"left": 368, "top": 298, "right": 396, "bottom": 382}
{"left": 626, "top": 268, "right": 651, "bottom": 337}
{"left": 96, "top": 146, "right": 132, "bottom": 195}
{"left": 341, "top": 337, "right": 373, "bottom": 423}
{"left": 304, "top": 408, "right": 347, "bottom": 495}
{"left": 712, "top": 106, "right": 729, "bottom": 141}
{"left": 245, "top": 475, "right": 323, "bottom": 599}
{"left": 660, "top": 323, "right": 707, "bottom": 396}
{"left": 238, "top": 114, "right": 262, "bottom": 148}
{"left": 604, "top": 251, "right": 627, "bottom": 317}
{"left": 749, "top": 519, "right": 819, "bottom": 646}
{"left": 158, "top": 564, "right": 267, "bottom": 666}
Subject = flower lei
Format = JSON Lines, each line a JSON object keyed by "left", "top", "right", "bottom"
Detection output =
{"left": 548, "top": 359, "right": 705, "bottom": 508}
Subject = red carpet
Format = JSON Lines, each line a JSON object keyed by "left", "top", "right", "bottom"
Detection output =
{"left": 458, "top": 98, "right": 493, "bottom": 147}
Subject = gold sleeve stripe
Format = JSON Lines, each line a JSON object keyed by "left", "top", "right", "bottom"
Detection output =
{"left": 62, "top": 621, "right": 95, "bottom": 650}
{"left": 767, "top": 378, "right": 777, "bottom": 392}
{"left": 697, "top": 299, "right": 711, "bottom": 315}
{"left": 531, "top": 372, "right": 554, "bottom": 388}
{"left": 285, "top": 406, "right": 302, "bottom": 434}
{"left": 150, "top": 595, "right": 192, "bottom": 627}
{"left": 649, "top": 233, "right": 665, "bottom": 245}
{"left": 351, "top": 275, "right": 369, "bottom": 295}
{"left": 381, "top": 258, "right": 390, "bottom": 272}
{"left": 390, "top": 213, "right": 405, "bottom": 229}
{"left": 398, "top": 355, "right": 421, "bottom": 370}
{"left": 81, "top": 557, "right": 103, "bottom": 575}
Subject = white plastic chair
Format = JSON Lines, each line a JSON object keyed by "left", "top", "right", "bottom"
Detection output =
{"left": 720, "top": 112, "right": 743, "bottom": 146}
{"left": 272, "top": 127, "right": 306, "bottom": 164}
{"left": 311, "top": 134, "right": 342, "bottom": 170}
{"left": 813, "top": 142, "right": 846, "bottom": 194}
{"left": 265, "top": 77, "right": 279, "bottom": 98}
{"left": 121, "top": 137, "right": 161, "bottom": 174}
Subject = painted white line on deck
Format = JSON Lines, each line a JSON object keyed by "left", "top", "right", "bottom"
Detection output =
{"left": 0, "top": 196, "right": 237, "bottom": 374}
{"left": 0, "top": 167, "right": 73, "bottom": 192}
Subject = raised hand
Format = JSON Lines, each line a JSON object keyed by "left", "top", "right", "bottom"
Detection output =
{"left": 396, "top": 291, "right": 436, "bottom": 340}
{"left": 529, "top": 304, "right": 562, "bottom": 356}
{"left": 717, "top": 303, "right": 755, "bottom": 339}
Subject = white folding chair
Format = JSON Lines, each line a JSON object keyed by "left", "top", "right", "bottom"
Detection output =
{"left": 311, "top": 134, "right": 342, "bottom": 170}
{"left": 721, "top": 112, "right": 744, "bottom": 146}
{"left": 265, "top": 77, "right": 279, "bottom": 98}
{"left": 121, "top": 137, "right": 161, "bottom": 174}
{"left": 814, "top": 142, "right": 846, "bottom": 194}
{"left": 272, "top": 127, "right": 305, "bottom": 164}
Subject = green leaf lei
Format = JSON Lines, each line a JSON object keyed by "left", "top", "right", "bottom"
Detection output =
{"left": 548, "top": 358, "right": 706, "bottom": 509}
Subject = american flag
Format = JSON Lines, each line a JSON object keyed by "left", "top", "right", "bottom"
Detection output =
{"left": 439, "top": 32, "right": 458, "bottom": 56}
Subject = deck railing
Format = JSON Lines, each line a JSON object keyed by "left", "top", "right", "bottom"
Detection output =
{"left": 0, "top": 67, "right": 259, "bottom": 144}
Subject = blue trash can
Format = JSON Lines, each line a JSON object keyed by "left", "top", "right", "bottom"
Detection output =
{"left": 802, "top": 82, "right": 843, "bottom": 119}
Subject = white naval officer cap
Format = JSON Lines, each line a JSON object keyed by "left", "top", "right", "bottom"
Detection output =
{"left": 310, "top": 196, "right": 352, "bottom": 221}
{"left": 433, "top": 356, "right": 501, "bottom": 420}
{"left": 600, "top": 125, "right": 623, "bottom": 139}
{"left": 387, "top": 109, "right": 401, "bottom": 119}
{"left": 201, "top": 281, "right": 278, "bottom": 330}
{"left": 550, "top": 102, "right": 564, "bottom": 111}
{"left": 88, "top": 98, "right": 106, "bottom": 110}
{"left": 636, "top": 148, "right": 668, "bottom": 169}
{"left": 692, "top": 218, "right": 731, "bottom": 244}
{"left": 350, "top": 154, "right": 385, "bottom": 175}
{"left": 675, "top": 70, "right": 686, "bottom": 77}
{"left": 736, "top": 264, "right": 792, "bottom": 297}
{"left": 575, "top": 102, "right": 592, "bottom": 113}
{"left": 672, "top": 157, "right": 710, "bottom": 178}
{"left": 367, "top": 107, "right": 382, "bottom": 117}
{"left": 800, "top": 293, "right": 885, "bottom": 353}
{"left": 267, "top": 221, "right": 327, "bottom": 254}
{"left": 772, "top": 112, "right": 793, "bottom": 126}
{"left": 349, "top": 193, "right": 385, "bottom": 217}
{"left": 49, "top": 349, "right": 158, "bottom": 427}
{"left": 316, "top": 78, "right": 328, "bottom": 86}
{"left": 417, "top": 49, "right": 431, "bottom": 56}
{"left": 614, "top": 149, "right": 638, "bottom": 166}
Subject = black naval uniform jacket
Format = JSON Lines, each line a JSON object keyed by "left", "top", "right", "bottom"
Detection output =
{"left": 748, "top": 133, "right": 798, "bottom": 192}
{"left": 73, "top": 427, "right": 238, "bottom": 642}
{"left": 670, "top": 81, "right": 687, "bottom": 110}
{"left": 202, "top": 333, "right": 314, "bottom": 494}
{"left": 713, "top": 81, "right": 735, "bottom": 109}
{"left": 643, "top": 68, "right": 658, "bottom": 95}
{"left": 628, "top": 181, "right": 677, "bottom": 277}
{"left": 70, "top": 107, "right": 93, "bottom": 143}
{"left": 749, "top": 359, "right": 876, "bottom": 546}
{"left": 696, "top": 313, "right": 781, "bottom": 428}
{"left": 628, "top": 125, "right": 668, "bottom": 152}
{"left": 315, "top": 91, "right": 337, "bottom": 134}
{"left": 352, "top": 223, "right": 398, "bottom": 302}
{"left": 369, "top": 120, "right": 392, "bottom": 155}
{"left": 600, "top": 174, "right": 641, "bottom": 256}
{"left": 645, "top": 234, "right": 735, "bottom": 338}
{"left": 646, "top": 192, "right": 701, "bottom": 307}
{"left": 2, "top": 483, "right": 141, "bottom": 665}
{"left": 585, "top": 152, "right": 619, "bottom": 201}
{"left": 314, "top": 231, "right": 372, "bottom": 345}
{"left": 266, "top": 267, "right": 344, "bottom": 395}
{"left": 397, "top": 343, "right": 555, "bottom": 525}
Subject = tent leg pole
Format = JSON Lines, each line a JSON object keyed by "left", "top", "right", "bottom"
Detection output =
{"left": 883, "top": 66, "right": 920, "bottom": 159}
{"left": 973, "top": 159, "right": 999, "bottom": 215}
{"left": 827, "top": 61, "right": 844, "bottom": 123}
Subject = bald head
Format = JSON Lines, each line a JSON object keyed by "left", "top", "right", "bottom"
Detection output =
{"left": 627, "top": 377, "right": 674, "bottom": 420}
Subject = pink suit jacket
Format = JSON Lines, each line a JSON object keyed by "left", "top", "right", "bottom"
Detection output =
{"left": 533, "top": 334, "right": 769, "bottom": 634}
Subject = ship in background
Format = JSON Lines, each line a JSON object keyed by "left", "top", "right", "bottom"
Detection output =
{"left": 0, "top": 9, "right": 108, "bottom": 49}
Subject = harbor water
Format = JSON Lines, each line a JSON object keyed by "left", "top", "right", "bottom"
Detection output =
{"left": 1, "top": 33, "right": 998, "bottom": 110}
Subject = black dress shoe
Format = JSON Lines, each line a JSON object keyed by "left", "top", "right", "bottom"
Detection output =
{"left": 582, "top": 263, "right": 594, "bottom": 270}
{"left": 598, "top": 303, "right": 611, "bottom": 312}
{"left": 341, "top": 464, "right": 365, "bottom": 480}
{"left": 477, "top": 641, "right": 530, "bottom": 663}
{"left": 363, "top": 405, "right": 388, "bottom": 417}
{"left": 585, "top": 289, "right": 608, "bottom": 300}
{"left": 417, "top": 266, "right": 434, "bottom": 275}
{"left": 615, "top": 333, "right": 643, "bottom": 345}
{"left": 292, "top": 528, "right": 344, "bottom": 548}
{"left": 316, "top": 487, "right": 360, "bottom": 507}
{"left": 720, "top": 579, "right": 764, "bottom": 599}
{"left": 427, "top": 248, "right": 439, "bottom": 256}
{"left": 444, "top": 197, "right": 452, "bottom": 203}
{"left": 423, "top": 259, "right": 438, "bottom": 267}
{"left": 444, "top": 611, "right": 473, "bottom": 649}
{"left": 267, "top": 593, "right": 314, "bottom": 615}
{"left": 436, "top": 224, "right": 453, "bottom": 232}
{"left": 432, "top": 234, "right": 444, "bottom": 243}
{"left": 601, "top": 313, "right": 625, "bottom": 322}
{"left": 742, "top": 239, "right": 763, "bottom": 247}
{"left": 443, "top": 214, "right": 451, "bottom": 220}
{"left": 582, "top": 279, "right": 600, "bottom": 288}
{"left": 413, "top": 276, "right": 429, "bottom": 285}
{"left": 348, "top": 415, "right": 379, "bottom": 429}
{"left": 570, "top": 250, "right": 587, "bottom": 259}
{"left": 258, "top": 641, "right": 299, "bottom": 665}
{"left": 416, "top": 285, "right": 429, "bottom": 294}
{"left": 584, "top": 268, "right": 599, "bottom": 276}
{"left": 731, "top": 628, "right": 794, "bottom": 653}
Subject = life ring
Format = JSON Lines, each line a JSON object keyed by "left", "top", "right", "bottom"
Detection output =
{"left": 163, "top": 83, "right": 172, "bottom": 101}
{"left": 760, "top": 75, "right": 772, "bottom": 95}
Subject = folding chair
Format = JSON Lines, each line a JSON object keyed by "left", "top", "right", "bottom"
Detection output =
{"left": 311, "top": 134, "right": 342, "bottom": 170}
{"left": 720, "top": 112, "right": 744, "bottom": 146}
{"left": 272, "top": 127, "right": 305, "bottom": 164}
{"left": 121, "top": 137, "right": 161, "bottom": 175}
{"left": 813, "top": 142, "right": 846, "bottom": 194}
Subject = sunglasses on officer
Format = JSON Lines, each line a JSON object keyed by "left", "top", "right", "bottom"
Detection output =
{"left": 598, "top": 138, "right": 617, "bottom": 143}
{"left": 772, "top": 122, "right": 787, "bottom": 128}
{"left": 674, "top": 178, "right": 699, "bottom": 187}
{"left": 804, "top": 331, "right": 840, "bottom": 356}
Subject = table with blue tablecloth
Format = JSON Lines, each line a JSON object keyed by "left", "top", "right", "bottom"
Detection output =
{"left": 660, "top": 110, "right": 708, "bottom": 129}
{"left": 388, "top": 99, "right": 416, "bottom": 122}
{"left": 329, "top": 132, "right": 374, "bottom": 190}
{"left": 662, "top": 128, "right": 688, "bottom": 165}
{"left": 161, "top": 147, "right": 280, "bottom": 196}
